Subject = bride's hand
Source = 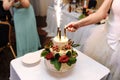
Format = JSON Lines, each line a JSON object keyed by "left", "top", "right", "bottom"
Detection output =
{"left": 65, "top": 21, "right": 80, "bottom": 32}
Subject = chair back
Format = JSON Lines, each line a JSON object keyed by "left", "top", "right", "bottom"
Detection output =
{"left": 0, "top": 21, "right": 11, "bottom": 47}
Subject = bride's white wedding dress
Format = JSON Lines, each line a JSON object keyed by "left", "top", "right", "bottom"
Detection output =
{"left": 83, "top": 0, "right": 120, "bottom": 80}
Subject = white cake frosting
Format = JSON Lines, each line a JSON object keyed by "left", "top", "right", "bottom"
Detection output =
{"left": 53, "top": 36, "right": 68, "bottom": 48}
{"left": 45, "top": 59, "right": 75, "bottom": 72}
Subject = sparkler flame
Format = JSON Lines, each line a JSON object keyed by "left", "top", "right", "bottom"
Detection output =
{"left": 54, "top": 0, "right": 62, "bottom": 28}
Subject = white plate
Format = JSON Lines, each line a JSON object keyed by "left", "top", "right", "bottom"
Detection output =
{"left": 22, "top": 52, "right": 41, "bottom": 66}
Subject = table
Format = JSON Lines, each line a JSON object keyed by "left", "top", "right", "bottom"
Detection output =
{"left": 10, "top": 49, "right": 110, "bottom": 80}
{"left": 43, "top": 6, "right": 99, "bottom": 52}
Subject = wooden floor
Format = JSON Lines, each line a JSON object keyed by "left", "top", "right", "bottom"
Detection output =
{"left": 0, "top": 16, "right": 51, "bottom": 80}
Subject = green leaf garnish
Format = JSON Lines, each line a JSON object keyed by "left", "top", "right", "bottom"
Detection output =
{"left": 55, "top": 53, "right": 60, "bottom": 60}
{"left": 72, "top": 50, "right": 78, "bottom": 57}
{"left": 66, "top": 51, "right": 71, "bottom": 57}
{"left": 51, "top": 59, "right": 61, "bottom": 71}
{"left": 41, "top": 50, "right": 49, "bottom": 57}
{"left": 45, "top": 48, "right": 50, "bottom": 52}
{"left": 67, "top": 57, "right": 77, "bottom": 66}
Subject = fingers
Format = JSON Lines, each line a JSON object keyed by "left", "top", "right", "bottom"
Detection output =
{"left": 67, "top": 27, "right": 76, "bottom": 32}
{"left": 65, "top": 23, "right": 77, "bottom": 32}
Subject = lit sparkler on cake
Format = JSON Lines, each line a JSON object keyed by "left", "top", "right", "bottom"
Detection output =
{"left": 41, "top": 0, "right": 78, "bottom": 72}
{"left": 55, "top": 0, "right": 68, "bottom": 47}
{"left": 55, "top": 0, "right": 67, "bottom": 41}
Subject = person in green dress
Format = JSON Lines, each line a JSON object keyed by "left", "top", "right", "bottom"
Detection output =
{"left": 3, "top": 0, "right": 41, "bottom": 57}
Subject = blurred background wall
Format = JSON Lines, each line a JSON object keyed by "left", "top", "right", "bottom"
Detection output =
{"left": 30, "top": 0, "right": 54, "bottom": 16}
{"left": 96, "top": 0, "right": 104, "bottom": 9}
{"left": 30, "top": 0, "right": 104, "bottom": 16}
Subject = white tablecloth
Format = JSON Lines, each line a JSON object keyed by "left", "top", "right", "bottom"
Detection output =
{"left": 43, "top": 6, "right": 98, "bottom": 51}
{"left": 10, "top": 49, "right": 110, "bottom": 80}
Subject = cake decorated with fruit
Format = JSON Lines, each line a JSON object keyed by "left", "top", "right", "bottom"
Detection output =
{"left": 41, "top": 34, "right": 78, "bottom": 72}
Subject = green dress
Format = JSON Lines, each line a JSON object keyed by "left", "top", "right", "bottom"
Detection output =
{"left": 13, "top": 5, "right": 41, "bottom": 57}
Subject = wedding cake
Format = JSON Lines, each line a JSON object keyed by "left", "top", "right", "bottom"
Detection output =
{"left": 41, "top": 28, "right": 78, "bottom": 72}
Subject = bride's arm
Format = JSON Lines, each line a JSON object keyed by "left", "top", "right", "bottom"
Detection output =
{"left": 77, "top": 0, "right": 112, "bottom": 27}
{"left": 66, "top": 0, "right": 113, "bottom": 32}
